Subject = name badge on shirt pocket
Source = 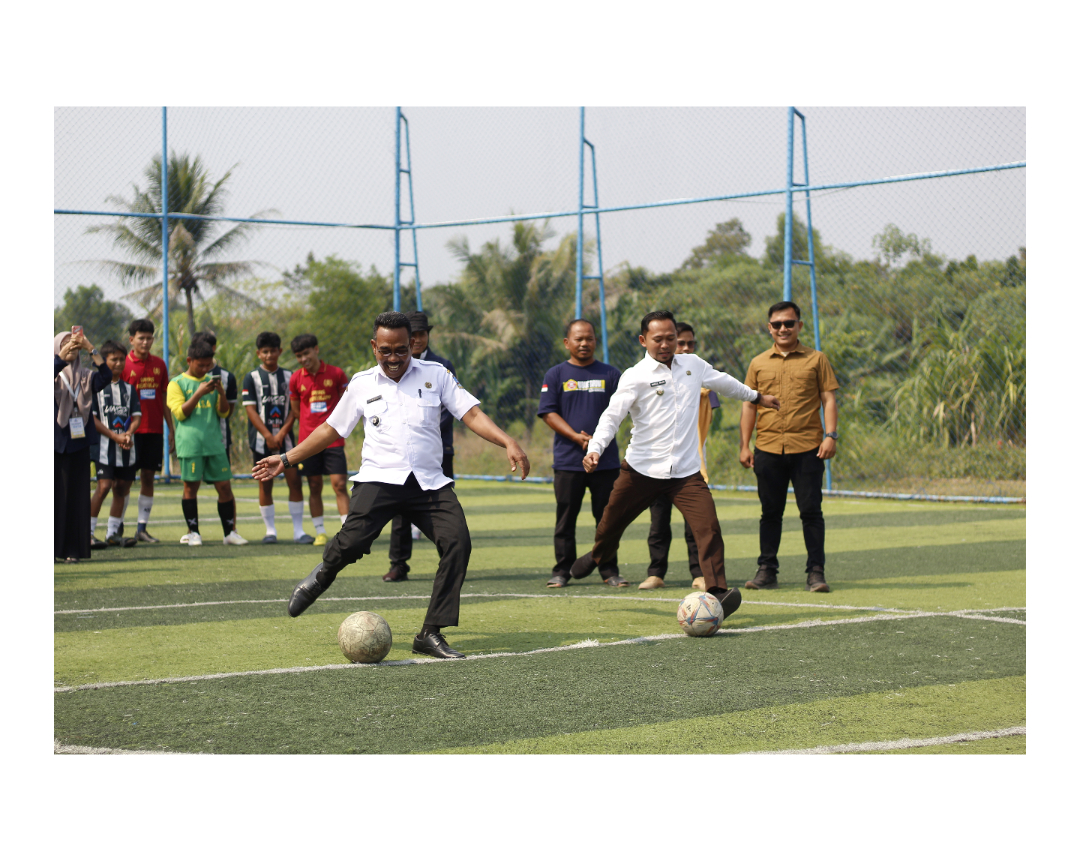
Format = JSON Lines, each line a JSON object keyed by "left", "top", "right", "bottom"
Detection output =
{"left": 140, "top": 388, "right": 156, "bottom": 400}
{"left": 310, "top": 400, "right": 328, "bottom": 413}
{"left": 69, "top": 416, "right": 86, "bottom": 439}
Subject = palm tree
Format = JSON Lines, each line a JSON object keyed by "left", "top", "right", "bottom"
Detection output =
{"left": 86, "top": 152, "right": 276, "bottom": 335}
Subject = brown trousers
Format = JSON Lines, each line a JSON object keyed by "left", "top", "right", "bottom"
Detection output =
{"left": 589, "top": 460, "right": 727, "bottom": 590}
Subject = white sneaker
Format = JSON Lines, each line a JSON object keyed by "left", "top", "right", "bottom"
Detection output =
{"left": 186, "top": 532, "right": 203, "bottom": 547}
{"left": 223, "top": 531, "right": 249, "bottom": 546}
{"left": 180, "top": 533, "right": 190, "bottom": 544}
{"left": 411, "top": 525, "right": 422, "bottom": 541}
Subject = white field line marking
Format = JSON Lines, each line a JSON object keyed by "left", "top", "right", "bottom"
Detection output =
{"left": 53, "top": 609, "right": 1024, "bottom": 694}
{"left": 745, "top": 726, "right": 1027, "bottom": 755}
{"left": 54, "top": 593, "right": 929, "bottom": 616}
{"left": 53, "top": 739, "right": 183, "bottom": 756}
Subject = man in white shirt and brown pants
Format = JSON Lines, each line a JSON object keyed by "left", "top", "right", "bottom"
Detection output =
{"left": 571, "top": 311, "right": 781, "bottom": 620}
{"left": 253, "top": 311, "right": 530, "bottom": 659}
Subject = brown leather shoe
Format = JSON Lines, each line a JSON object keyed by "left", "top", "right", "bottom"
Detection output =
{"left": 745, "top": 567, "right": 778, "bottom": 590}
{"left": 638, "top": 576, "right": 666, "bottom": 590}
{"left": 382, "top": 566, "right": 409, "bottom": 583}
{"left": 806, "top": 568, "right": 830, "bottom": 592}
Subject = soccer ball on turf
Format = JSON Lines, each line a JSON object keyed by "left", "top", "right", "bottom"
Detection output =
{"left": 677, "top": 591, "right": 723, "bottom": 637}
{"left": 337, "top": 611, "right": 393, "bottom": 663}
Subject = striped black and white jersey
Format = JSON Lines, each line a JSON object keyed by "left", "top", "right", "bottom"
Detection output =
{"left": 93, "top": 380, "right": 142, "bottom": 467}
{"left": 242, "top": 366, "right": 295, "bottom": 453}
{"left": 211, "top": 364, "right": 238, "bottom": 453}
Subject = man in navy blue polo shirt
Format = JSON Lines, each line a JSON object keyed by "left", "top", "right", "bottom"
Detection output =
{"left": 537, "top": 319, "right": 624, "bottom": 588}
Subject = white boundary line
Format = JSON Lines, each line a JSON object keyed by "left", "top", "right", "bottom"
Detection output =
{"left": 53, "top": 608, "right": 1025, "bottom": 694}
{"left": 744, "top": 726, "right": 1027, "bottom": 754}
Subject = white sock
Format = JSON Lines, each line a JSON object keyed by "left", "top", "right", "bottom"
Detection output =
{"left": 120, "top": 495, "right": 131, "bottom": 523}
{"left": 138, "top": 494, "right": 153, "bottom": 525}
{"left": 289, "top": 501, "right": 305, "bottom": 539}
{"left": 90, "top": 516, "right": 98, "bottom": 534}
{"left": 313, "top": 515, "right": 326, "bottom": 534}
{"left": 107, "top": 516, "right": 122, "bottom": 537}
{"left": 340, "top": 514, "right": 347, "bottom": 526}
{"left": 260, "top": 504, "right": 276, "bottom": 535}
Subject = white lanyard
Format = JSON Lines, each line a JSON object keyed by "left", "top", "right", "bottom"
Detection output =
{"left": 60, "top": 370, "right": 81, "bottom": 402}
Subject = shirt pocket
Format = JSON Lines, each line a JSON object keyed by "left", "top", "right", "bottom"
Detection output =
{"left": 411, "top": 398, "right": 440, "bottom": 427}
{"left": 755, "top": 370, "right": 779, "bottom": 396}
{"left": 365, "top": 398, "right": 389, "bottom": 432}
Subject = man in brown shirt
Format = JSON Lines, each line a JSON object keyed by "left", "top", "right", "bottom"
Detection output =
{"left": 739, "top": 300, "right": 839, "bottom": 592}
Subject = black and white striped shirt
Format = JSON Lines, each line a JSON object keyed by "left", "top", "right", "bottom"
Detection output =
{"left": 242, "top": 366, "right": 294, "bottom": 453}
{"left": 93, "top": 381, "right": 142, "bottom": 467}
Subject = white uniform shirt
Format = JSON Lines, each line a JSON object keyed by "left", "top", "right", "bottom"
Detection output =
{"left": 587, "top": 353, "right": 758, "bottom": 480}
{"left": 326, "top": 357, "right": 480, "bottom": 490}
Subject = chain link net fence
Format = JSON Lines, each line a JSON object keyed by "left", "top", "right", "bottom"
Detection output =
{"left": 54, "top": 107, "right": 1025, "bottom": 499}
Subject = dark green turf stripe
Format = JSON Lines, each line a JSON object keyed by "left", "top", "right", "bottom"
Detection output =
{"left": 53, "top": 615, "right": 1025, "bottom": 754}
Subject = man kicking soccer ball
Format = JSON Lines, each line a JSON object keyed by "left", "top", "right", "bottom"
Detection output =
{"left": 253, "top": 312, "right": 530, "bottom": 660}
{"left": 570, "top": 310, "right": 781, "bottom": 622}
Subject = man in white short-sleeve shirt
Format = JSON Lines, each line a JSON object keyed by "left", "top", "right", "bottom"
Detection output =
{"left": 253, "top": 311, "right": 530, "bottom": 659}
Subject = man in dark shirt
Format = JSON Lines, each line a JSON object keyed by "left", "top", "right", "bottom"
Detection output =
{"left": 383, "top": 311, "right": 459, "bottom": 582}
{"left": 537, "top": 319, "right": 623, "bottom": 588}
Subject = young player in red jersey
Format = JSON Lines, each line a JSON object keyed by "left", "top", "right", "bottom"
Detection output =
{"left": 122, "top": 319, "right": 176, "bottom": 543}
{"left": 288, "top": 334, "right": 350, "bottom": 546}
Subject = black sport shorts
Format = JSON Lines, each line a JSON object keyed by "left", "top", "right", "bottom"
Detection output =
{"left": 95, "top": 462, "right": 139, "bottom": 482}
{"left": 298, "top": 446, "right": 348, "bottom": 477}
{"left": 133, "top": 432, "right": 164, "bottom": 471}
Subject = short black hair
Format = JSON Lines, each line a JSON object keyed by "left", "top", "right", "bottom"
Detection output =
{"left": 100, "top": 340, "right": 126, "bottom": 359}
{"left": 291, "top": 333, "right": 319, "bottom": 353}
{"left": 768, "top": 301, "right": 801, "bottom": 320}
{"left": 256, "top": 331, "right": 281, "bottom": 350}
{"left": 565, "top": 318, "right": 596, "bottom": 337}
{"left": 187, "top": 340, "right": 215, "bottom": 360}
{"left": 192, "top": 330, "right": 217, "bottom": 348}
{"left": 373, "top": 311, "right": 412, "bottom": 339}
{"left": 675, "top": 321, "right": 694, "bottom": 336}
{"left": 128, "top": 318, "right": 155, "bottom": 337}
{"left": 640, "top": 310, "right": 676, "bottom": 335}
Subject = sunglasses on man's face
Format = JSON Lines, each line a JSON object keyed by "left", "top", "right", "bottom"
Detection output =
{"left": 768, "top": 319, "right": 800, "bottom": 331}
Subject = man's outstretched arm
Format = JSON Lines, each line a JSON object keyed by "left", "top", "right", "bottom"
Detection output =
{"left": 252, "top": 421, "right": 342, "bottom": 481}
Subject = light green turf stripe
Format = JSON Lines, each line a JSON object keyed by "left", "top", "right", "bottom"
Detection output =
{"left": 432, "top": 676, "right": 1026, "bottom": 754}
{"left": 53, "top": 596, "right": 886, "bottom": 687}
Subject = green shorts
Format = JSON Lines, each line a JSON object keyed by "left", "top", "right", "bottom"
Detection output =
{"left": 179, "top": 453, "right": 232, "bottom": 482}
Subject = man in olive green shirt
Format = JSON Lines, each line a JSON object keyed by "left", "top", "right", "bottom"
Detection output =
{"left": 739, "top": 301, "right": 838, "bottom": 592}
{"left": 167, "top": 339, "right": 248, "bottom": 547}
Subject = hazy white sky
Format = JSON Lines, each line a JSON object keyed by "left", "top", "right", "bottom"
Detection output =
{"left": 54, "top": 106, "right": 1024, "bottom": 310}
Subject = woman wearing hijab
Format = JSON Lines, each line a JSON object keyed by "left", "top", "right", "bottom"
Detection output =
{"left": 55, "top": 329, "right": 111, "bottom": 563}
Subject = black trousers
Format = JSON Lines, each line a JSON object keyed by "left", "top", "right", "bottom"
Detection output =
{"left": 552, "top": 468, "right": 620, "bottom": 577}
{"left": 388, "top": 451, "right": 453, "bottom": 572}
{"left": 753, "top": 447, "right": 825, "bottom": 573}
{"left": 55, "top": 448, "right": 92, "bottom": 560}
{"left": 322, "top": 473, "right": 471, "bottom": 629}
{"left": 647, "top": 496, "right": 702, "bottom": 578}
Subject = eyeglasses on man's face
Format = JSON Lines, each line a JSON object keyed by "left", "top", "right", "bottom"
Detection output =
{"left": 376, "top": 346, "right": 411, "bottom": 357}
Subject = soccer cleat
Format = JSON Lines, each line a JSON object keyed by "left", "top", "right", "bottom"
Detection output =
{"left": 603, "top": 575, "right": 630, "bottom": 587}
{"left": 638, "top": 576, "right": 666, "bottom": 590}
{"left": 90, "top": 535, "right": 108, "bottom": 551}
{"left": 691, "top": 577, "right": 707, "bottom": 591}
{"left": 745, "top": 567, "right": 779, "bottom": 590}
{"left": 223, "top": 531, "right": 249, "bottom": 546}
{"left": 186, "top": 532, "right": 203, "bottom": 547}
{"left": 709, "top": 586, "right": 742, "bottom": 621}
{"left": 180, "top": 533, "right": 190, "bottom": 544}
{"left": 806, "top": 567, "right": 830, "bottom": 593}
{"left": 288, "top": 564, "right": 329, "bottom": 617}
{"left": 313, "top": 533, "right": 328, "bottom": 546}
{"left": 135, "top": 529, "right": 160, "bottom": 543}
{"left": 382, "top": 566, "right": 409, "bottom": 583}
{"left": 569, "top": 553, "right": 598, "bottom": 580}
{"left": 294, "top": 533, "right": 315, "bottom": 545}
{"left": 546, "top": 574, "right": 570, "bottom": 588}
{"left": 262, "top": 535, "right": 278, "bottom": 544}
{"left": 105, "top": 531, "right": 123, "bottom": 547}
{"left": 411, "top": 632, "right": 465, "bottom": 659}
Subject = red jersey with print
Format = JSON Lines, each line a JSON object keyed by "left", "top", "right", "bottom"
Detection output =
{"left": 289, "top": 360, "right": 348, "bottom": 448}
{"left": 123, "top": 351, "right": 169, "bottom": 434}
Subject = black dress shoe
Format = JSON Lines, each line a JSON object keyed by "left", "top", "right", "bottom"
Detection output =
{"left": 411, "top": 632, "right": 465, "bottom": 659}
{"left": 288, "top": 564, "right": 330, "bottom": 617}
{"left": 709, "top": 586, "right": 742, "bottom": 621}
{"left": 546, "top": 574, "right": 570, "bottom": 588}
{"left": 602, "top": 575, "right": 629, "bottom": 587}
{"left": 569, "top": 553, "right": 598, "bottom": 580}
{"left": 382, "top": 566, "right": 409, "bottom": 583}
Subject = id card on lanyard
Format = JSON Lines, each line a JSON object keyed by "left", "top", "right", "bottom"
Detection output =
{"left": 61, "top": 372, "right": 85, "bottom": 438}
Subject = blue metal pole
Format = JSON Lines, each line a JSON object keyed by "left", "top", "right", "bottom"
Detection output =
{"left": 590, "top": 147, "right": 608, "bottom": 364}
{"left": 405, "top": 116, "right": 422, "bottom": 311}
{"left": 784, "top": 107, "right": 794, "bottom": 303}
{"left": 393, "top": 107, "right": 402, "bottom": 312}
{"left": 575, "top": 107, "right": 585, "bottom": 320}
{"left": 161, "top": 107, "right": 171, "bottom": 482}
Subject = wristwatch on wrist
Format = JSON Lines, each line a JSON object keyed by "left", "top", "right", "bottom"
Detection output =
{"left": 823, "top": 431, "right": 838, "bottom": 440}
{"left": 752, "top": 391, "right": 762, "bottom": 405}
{"left": 281, "top": 452, "right": 292, "bottom": 469}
